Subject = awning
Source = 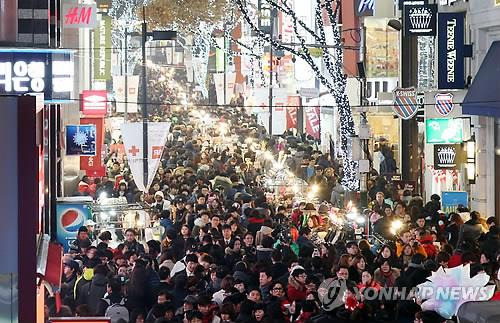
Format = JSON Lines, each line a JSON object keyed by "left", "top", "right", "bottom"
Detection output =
{"left": 462, "top": 41, "right": 500, "bottom": 118}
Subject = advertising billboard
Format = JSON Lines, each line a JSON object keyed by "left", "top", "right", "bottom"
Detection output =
{"left": 66, "top": 125, "right": 97, "bottom": 156}
{"left": 441, "top": 191, "right": 468, "bottom": 214}
{"left": 0, "top": 49, "right": 74, "bottom": 102}
{"left": 425, "top": 118, "right": 463, "bottom": 143}
{"left": 56, "top": 203, "right": 92, "bottom": 252}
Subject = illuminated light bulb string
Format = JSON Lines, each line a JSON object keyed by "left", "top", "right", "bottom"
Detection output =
{"left": 234, "top": 0, "right": 358, "bottom": 190}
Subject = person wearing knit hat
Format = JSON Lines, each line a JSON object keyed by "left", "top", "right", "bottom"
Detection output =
{"left": 288, "top": 266, "right": 307, "bottom": 302}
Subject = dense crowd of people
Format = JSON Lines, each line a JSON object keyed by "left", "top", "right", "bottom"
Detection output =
{"left": 50, "top": 106, "right": 500, "bottom": 323}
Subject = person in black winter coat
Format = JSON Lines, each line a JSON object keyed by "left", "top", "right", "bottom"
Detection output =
{"left": 85, "top": 264, "right": 109, "bottom": 315}
{"left": 95, "top": 277, "right": 126, "bottom": 316}
{"left": 127, "top": 259, "right": 149, "bottom": 312}
{"left": 457, "top": 211, "right": 483, "bottom": 246}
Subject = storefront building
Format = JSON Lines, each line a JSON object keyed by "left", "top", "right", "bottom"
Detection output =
{"left": 463, "top": 1, "right": 500, "bottom": 219}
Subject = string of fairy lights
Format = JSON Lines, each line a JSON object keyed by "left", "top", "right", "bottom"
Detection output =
{"left": 108, "top": 0, "right": 359, "bottom": 190}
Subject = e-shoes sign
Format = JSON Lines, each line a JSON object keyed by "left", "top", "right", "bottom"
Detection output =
{"left": 438, "top": 12, "right": 465, "bottom": 89}
{"left": 404, "top": 4, "right": 437, "bottom": 36}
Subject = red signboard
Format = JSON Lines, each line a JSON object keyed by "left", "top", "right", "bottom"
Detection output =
{"left": 286, "top": 96, "right": 300, "bottom": 129}
{"left": 80, "top": 117, "right": 106, "bottom": 177}
{"left": 305, "top": 106, "right": 320, "bottom": 139}
{"left": 81, "top": 90, "right": 107, "bottom": 116}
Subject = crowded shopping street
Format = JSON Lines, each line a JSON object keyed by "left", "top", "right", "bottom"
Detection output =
{"left": 1, "top": 1, "right": 500, "bottom": 323}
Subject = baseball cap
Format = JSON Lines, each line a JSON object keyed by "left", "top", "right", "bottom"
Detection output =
{"left": 84, "top": 219, "right": 96, "bottom": 226}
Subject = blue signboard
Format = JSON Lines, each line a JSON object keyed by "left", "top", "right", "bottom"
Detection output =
{"left": 0, "top": 48, "right": 74, "bottom": 102}
{"left": 438, "top": 12, "right": 465, "bottom": 89}
{"left": 441, "top": 191, "right": 468, "bottom": 214}
{"left": 56, "top": 203, "right": 92, "bottom": 252}
{"left": 66, "top": 124, "right": 97, "bottom": 156}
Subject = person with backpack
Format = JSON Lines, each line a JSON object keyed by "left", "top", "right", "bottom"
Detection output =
{"left": 96, "top": 277, "right": 129, "bottom": 322}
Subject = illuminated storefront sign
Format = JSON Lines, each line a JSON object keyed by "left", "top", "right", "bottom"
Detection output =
{"left": 0, "top": 49, "right": 74, "bottom": 102}
{"left": 426, "top": 118, "right": 463, "bottom": 143}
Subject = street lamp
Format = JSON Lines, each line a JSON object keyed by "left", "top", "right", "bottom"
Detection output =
{"left": 139, "top": 6, "right": 176, "bottom": 189}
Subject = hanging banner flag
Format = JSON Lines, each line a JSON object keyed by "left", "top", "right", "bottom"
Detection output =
{"left": 305, "top": 106, "right": 320, "bottom": 139}
{"left": 434, "top": 93, "right": 455, "bottom": 116}
{"left": 121, "top": 122, "right": 170, "bottom": 192}
{"left": 213, "top": 73, "right": 236, "bottom": 105}
{"left": 286, "top": 96, "right": 300, "bottom": 129}
{"left": 80, "top": 117, "right": 106, "bottom": 177}
{"left": 272, "top": 88, "right": 288, "bottom": 135}
{"left": 438, "top": 12, "right": 465, "bottom": 89}
{"left": 93, "top": 14, "right": 111, "bottom": 80}
{"left": 251, "top": 88, "right": 269, "bottom": 114}
{"left": 114, "top": 75, "right": 139, "bottom": 113}
{"left": 393, "top": 87, "right": 419, "bottom": 119}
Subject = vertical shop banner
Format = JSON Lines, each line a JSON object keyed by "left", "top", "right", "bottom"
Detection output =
{"left": 441, "top": 191, "right": 468, "bottom": 214}
{"left": 286, "top": 96, "right": 300, "bottom": 129}
{"left": 251, "top": 88, "right": 269, "bottom": 114}
{"left": 213, "top": 73, "right": 236, "bottom": 105}
{"left": 258, "top": 0, "right": 274, "bottom": 34}
{"left": 80, "top": 118, "right": 106, "bottom": 177}
{"left": 114, "top": 75, "right": 139, "bottom": 113}
{"left": 93, "top": 14, "right": 111, "bottom": 80}
{"left": 121, "top": 122, "right": 170, "bottom": 192}
{"left": 438, "top": 12, "right": 465, "bottom": 89}
{"left": 272, "top": 88, "right": 288, "bottom": 135}
{"left": 304, "top": 106, "right": 320, "bottom": 139}
{"left": 56, "top": 203, "right": 92, "bottom": 252}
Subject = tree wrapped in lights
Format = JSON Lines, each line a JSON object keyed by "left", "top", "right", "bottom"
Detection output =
{"left": 233, "top": 0, "right": 359, "bottom": 190}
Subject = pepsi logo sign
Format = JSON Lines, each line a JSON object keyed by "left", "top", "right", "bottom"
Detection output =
{"left": 60, "top": 208, "right": 85, "bottom": 233}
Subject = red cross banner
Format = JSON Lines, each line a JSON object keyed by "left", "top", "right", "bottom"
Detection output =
{"left": 121, "top": 122, "right": 171, "bottom": 192}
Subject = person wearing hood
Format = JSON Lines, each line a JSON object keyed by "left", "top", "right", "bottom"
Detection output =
{"left": 287, "top": 266, "right": 308, "bottom": 302}
{"left": 152, "top": 191, "right": 171, "bottom": 212}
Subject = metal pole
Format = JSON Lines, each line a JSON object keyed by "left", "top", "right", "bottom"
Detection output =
{"left": 142, "top": 8, "right": 148, "bottom": 190}
{"left": 125, "top": 27, "right": 128, "bottom": 121}
{"left": 268, "top": 11, "right": 274, "bottom": 135}
{"left": 224, "top": 26, "right": 227, "bottom": 106}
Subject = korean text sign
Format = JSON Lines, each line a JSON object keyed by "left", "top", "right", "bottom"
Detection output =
{"left": 0, "top": 49, "right": 74, "bottom": 102}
